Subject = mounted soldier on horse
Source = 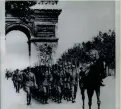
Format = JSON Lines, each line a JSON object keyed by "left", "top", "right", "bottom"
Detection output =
{"left": 79, "top": 49, "right": 106, "bottom": 109}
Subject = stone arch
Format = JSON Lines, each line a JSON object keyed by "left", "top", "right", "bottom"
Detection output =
{"left": 6, "top": 24, "right": 32, "bottom": 40}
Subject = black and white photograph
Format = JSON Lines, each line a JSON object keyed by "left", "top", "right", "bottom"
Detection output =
{"left": 1, "top": 0, "right": 117, "bottom": 109}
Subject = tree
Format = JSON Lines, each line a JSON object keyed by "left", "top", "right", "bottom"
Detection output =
{"left": 91, "top": 30, "right": 115, "bottom": 75}
{"left": 5, "top": 1, "right": 37, "bottom": 22}
{"left": 57, "top": 43, "right": 90, "bottom": 68}
{"left": 57, "top": 30, "right": 115, "bottom": 76}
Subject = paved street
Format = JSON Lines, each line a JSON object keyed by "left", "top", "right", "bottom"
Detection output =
{"left": 1, "top": 75, "right": 115, "bottom": 109}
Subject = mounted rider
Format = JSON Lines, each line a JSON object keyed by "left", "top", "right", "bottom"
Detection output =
{"left": 79, "top": 49, "right": 106, "bottom": 88}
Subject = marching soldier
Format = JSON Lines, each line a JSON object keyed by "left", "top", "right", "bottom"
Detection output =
{"left": 12, "top": 69, "right": 19, "bottom": 91}
{"left": 15, "top": 70, "right": 23, "bottom": 93}
{"left": 65, "top": 63, "right": 72, "bottom": 101}
{"left": 71, "top": 65, "right": 78, "bottom": 103}
{"left": 42, "top": 69, "right": 49, "bottom": 104}
{"left": 23, "top": 67, "right": 38, "bottom": 105}
{"left": 12, "top": 70, "right": 16, "bottom": 88}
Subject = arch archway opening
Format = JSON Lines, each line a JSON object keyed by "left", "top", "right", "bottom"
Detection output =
{"left": 5, "top": 30, "right": 38, "bottom": 70}
{"left": 5, "top": 30, "right": 30, "bottom": 70}
{"left": 6, "top": 25, "right": 31, "bottom": 40}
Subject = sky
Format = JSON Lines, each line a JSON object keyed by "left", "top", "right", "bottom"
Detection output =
{"left": 3, "top": 1, "right": 115, "bottom": 70}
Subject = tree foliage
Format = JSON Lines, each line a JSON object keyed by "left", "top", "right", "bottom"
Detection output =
{"left": 57, "top": 30, "right": 115, "bottom": 70}
{"left": 91, "top": 30, "right": 115, "bottom": 69}
{"left": 5, "top": 1, "right": 37, "bottom": 22}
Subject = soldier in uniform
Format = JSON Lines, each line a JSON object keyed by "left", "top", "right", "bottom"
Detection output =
{"left": 71, "top": 65, "right": 78, "bottom": 103}
{"left": 23, "top": 67, "right": 38, "bottom": 105}
{"left": 15, "top": 70, "right": 23, "bottom": 93}
{"left": 65, "top": 63, "right": 72, "bottom": 101}
{"left": 79, "top": 50, "right": 105, "bottom": 88}
{"left": 44, "top": 68, "right": 49, "bottom": 104}
{"left": 12, "top": 70, "right": 16, "bottom": 88}
{"left": 12, "top": 69, "right": 19, "bottom": 91}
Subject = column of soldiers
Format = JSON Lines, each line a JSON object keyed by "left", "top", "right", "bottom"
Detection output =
{"left": 5, "top": 49, "right": 106, "bottom": 106}
{"left": 6, "top": 62, "right": 79, "bottom": 105}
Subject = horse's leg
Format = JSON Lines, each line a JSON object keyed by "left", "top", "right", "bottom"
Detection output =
{"left": 87, "top": 88, "right": 94, "bottom": 109}
{"left": 95, "top": 87, "right": 101, "bottom": 109}
{"left": 81, "top": 88, "right": 85, "bottom": 109}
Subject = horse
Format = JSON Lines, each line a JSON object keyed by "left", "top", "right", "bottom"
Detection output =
{"left": 79, "top": 57, "right": 106, "bottom": 109}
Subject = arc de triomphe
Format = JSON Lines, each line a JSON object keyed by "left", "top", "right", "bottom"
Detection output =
{"left": 5, "top": 0, "right": 62, "bottom": 66}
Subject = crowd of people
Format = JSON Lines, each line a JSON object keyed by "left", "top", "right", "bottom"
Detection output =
{"left": 5, "top": 50, "right": 106, "bottom": 106}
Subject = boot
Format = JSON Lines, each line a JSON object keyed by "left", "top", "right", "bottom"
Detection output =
{"left": 72, "top": 100, "right": 76, "bottom": 103}
{"left": 27, "top": 100, "right": 30, "bottom": 105}
{"left": 27, "top": 102, "right": 30, "bottom": 105}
